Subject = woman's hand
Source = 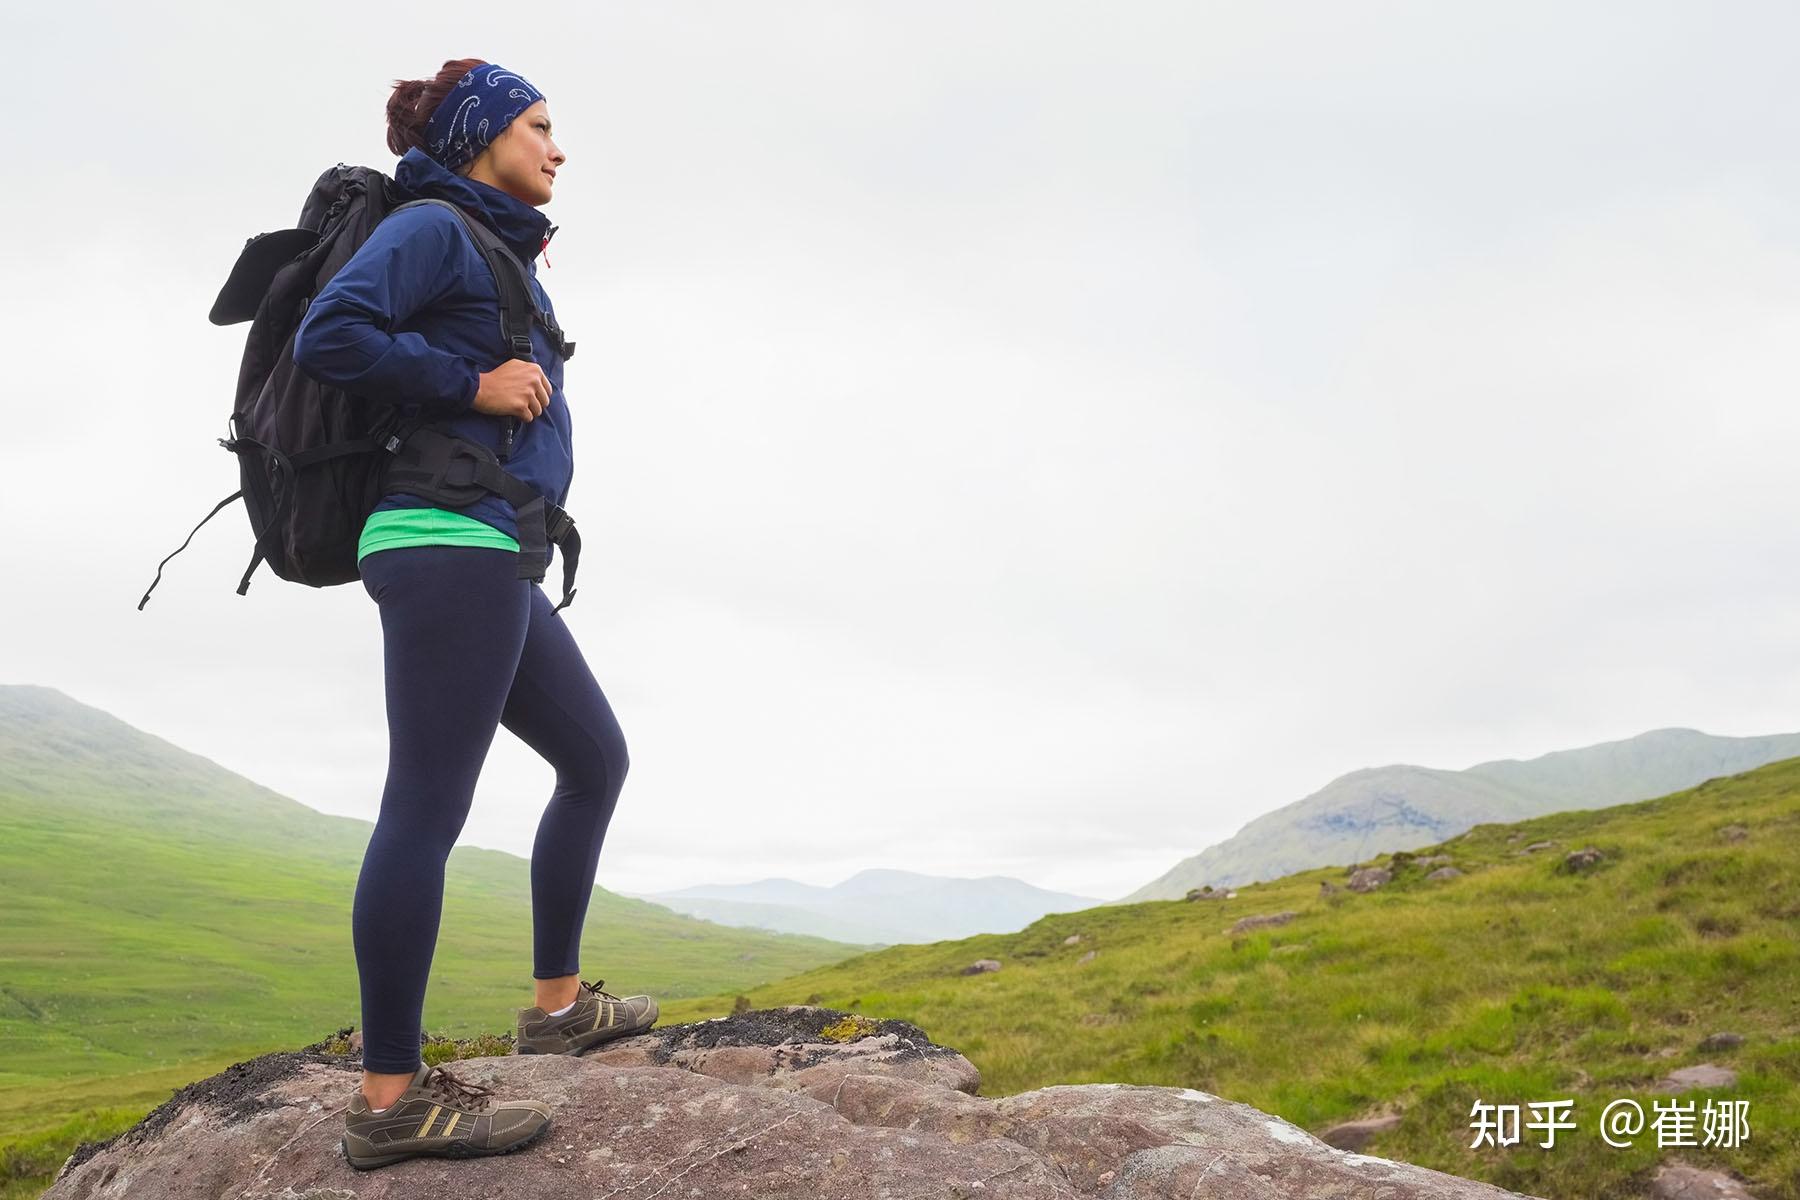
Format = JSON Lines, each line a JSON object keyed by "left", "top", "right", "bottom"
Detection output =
{"left": 473, "top": 359, "right": 551, "bottom": 423}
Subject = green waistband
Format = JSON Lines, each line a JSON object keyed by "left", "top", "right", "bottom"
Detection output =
{"left": 357, "top": 508, "right": 521, "bottom": 562}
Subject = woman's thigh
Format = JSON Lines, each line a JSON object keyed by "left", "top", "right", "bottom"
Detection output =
{"left": 360, "top": 545, "right": 534, "bottom": 776}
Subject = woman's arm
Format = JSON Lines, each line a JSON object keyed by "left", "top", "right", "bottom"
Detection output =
{"left": 292, "top": 207, "right": 480, "bottom": 418}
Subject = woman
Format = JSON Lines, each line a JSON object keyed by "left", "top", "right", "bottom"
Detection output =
{"left": 292, "top": 58, "right": 657, "bottom": 1171}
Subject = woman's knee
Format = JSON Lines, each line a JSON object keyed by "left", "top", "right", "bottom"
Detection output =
{"left": 570, "top": 729, "right": 628, "bottom": 801}
{"left": 368, "top": 790, "right": 472, "bottom": 856}
{"left": 610, "top": 730, "right": 630, "bottom": 787}
{"left": 545, "top": 724, "right": 627, "bottom": 807}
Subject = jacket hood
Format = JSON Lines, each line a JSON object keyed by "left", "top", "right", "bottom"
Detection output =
{"left": 394, "top": 146, "right": 556, "bottom": 264}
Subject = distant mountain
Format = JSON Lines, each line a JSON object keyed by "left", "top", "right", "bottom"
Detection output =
{"left": 1124, "top": 726, "right": 1800, "bottom": 901}
{"left": 640, "top": 868, "right": 1101, "bottom": 944}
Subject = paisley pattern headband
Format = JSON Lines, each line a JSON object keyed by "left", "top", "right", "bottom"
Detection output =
{"left": 424, "top": 63, "right": 546, "bottom": 173}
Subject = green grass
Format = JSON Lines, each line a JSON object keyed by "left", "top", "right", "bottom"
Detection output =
{"left": 653, "top": 760, "right": 1800, "bottom": 1200}
{"left": 4, "top": 711, "right": 1795, "bottom": 1200}
{"left": 0, "top": 783, "right": 863, "bottom": 1193}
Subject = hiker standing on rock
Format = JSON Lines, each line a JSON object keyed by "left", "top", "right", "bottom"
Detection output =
{"left": 290, "top": 58, "right": 659, "bottom": 1170}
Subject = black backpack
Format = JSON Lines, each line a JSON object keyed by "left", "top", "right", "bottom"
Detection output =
{"left": 137, "top": 163, "right": 583, "bottom": 614}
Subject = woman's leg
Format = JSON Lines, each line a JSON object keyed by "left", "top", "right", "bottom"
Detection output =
{"left": 354, "top": 546, "right": 533, "bottom": 1086}
{"left": 499, "top": 579, "right": 630, "bottom": 997}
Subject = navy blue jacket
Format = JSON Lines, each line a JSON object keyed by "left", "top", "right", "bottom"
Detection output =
{"left": 292, "top": 147, "right": 573, "bottom": 546}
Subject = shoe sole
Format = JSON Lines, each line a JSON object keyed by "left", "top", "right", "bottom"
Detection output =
{"left": 516, "top": 1008, "right": 659, "bottom": 1057}
{"left": 340, "top": 1116, "right": 552, "bottom": 1171}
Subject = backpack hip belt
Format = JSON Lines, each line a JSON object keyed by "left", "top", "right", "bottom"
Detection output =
{"left": 380, "top": 425, "right": 581, "bottom": 611}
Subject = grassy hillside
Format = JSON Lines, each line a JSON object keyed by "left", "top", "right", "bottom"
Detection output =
{"left": 0, "top": 686, "right": 861, "bottom": 1194}
{"left": 1127, "top": 725, "right": 1800, "bottom": 899}
{"left": 658, "top": 758, "right": 1800, "bottom": 1200}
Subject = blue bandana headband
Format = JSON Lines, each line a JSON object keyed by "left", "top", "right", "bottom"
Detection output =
{"left": 424, "top": 63, "right": 546, "bottom": 173}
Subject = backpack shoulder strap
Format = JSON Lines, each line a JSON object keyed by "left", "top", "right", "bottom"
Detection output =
{"left": 390, "top": 198, "right": 574, "bottom": 362}
{"left": 393, "top": 198, "right": 531, "bottom": 359}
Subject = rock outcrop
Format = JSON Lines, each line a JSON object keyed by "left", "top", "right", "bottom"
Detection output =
{"left": 1559, "top": 847, "right": 1605, "bottom": 873}
{"left": 1647, "top": 1161, "right": 1757, "bottom": 1199}
{"left": 1655, "top": 1062, "right": 1738, "bottom": 1093}
{"left": 1228, "top": 911, "right": 1296, "bottom": 935}
{"left": 50, "top": 1007, "right": 1540, "bottom": 1199}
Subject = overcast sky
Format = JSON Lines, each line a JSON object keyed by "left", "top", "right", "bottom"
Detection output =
{"left": 6, "top": 2, "right": 1800, "bottom": 901}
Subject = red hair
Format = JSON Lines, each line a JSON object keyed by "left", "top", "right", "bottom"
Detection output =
{"left": 385, "top": 58, "right": 487, "bottom": 166}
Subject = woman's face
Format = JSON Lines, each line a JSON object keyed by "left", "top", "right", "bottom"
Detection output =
{"left": 465, "top": 100, "right": 565, "bottom": 207}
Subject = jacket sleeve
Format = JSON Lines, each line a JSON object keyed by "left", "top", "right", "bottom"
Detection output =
{"left": 292, "top": 207, "right": 481, "bottom": 417}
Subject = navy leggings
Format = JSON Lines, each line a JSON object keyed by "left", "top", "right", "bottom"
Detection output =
{"left": 354, "top": 544, "right": 629, "bottom": 1074}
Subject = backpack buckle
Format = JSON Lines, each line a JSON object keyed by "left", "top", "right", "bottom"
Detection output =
{"left": 545, "top": 506, "right": 575, "bottom": 542}
{"left": 510, "top": 334, "right": 534, "bottom": 359}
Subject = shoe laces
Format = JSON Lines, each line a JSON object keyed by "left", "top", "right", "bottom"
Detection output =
{"left": 425, "top": 1065, "right": 495, "bottom": 1112}
{"left": 582, "top": 978, "right": 622, "bottom": 1002}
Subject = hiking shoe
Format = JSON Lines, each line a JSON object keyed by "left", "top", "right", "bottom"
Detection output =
{"left": 340, "top": 1061, "right": 551, "bottom": 1171}
{"left": 516, "top": 978, "right": 659, "bottom": 1056}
